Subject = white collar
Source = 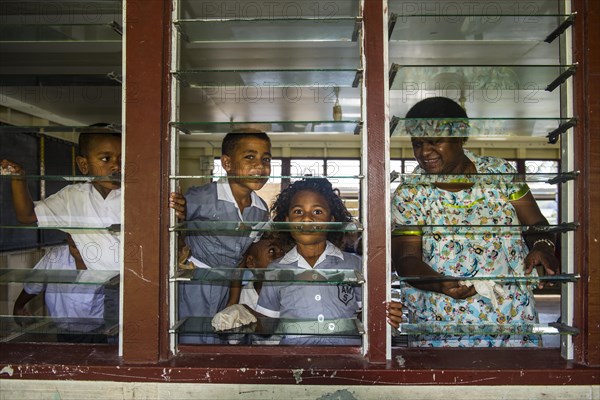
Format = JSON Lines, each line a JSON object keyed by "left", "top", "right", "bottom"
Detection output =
{"left": 216, "top": 178, "right": 267, "bottom": 212}
{"left": 280, "top": 241, "right": 343, "bottom": 270}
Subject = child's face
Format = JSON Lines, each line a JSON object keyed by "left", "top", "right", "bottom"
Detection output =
{"left": 76, "top": 135, "right": 122, "bottom": 198}
{"left": 286, "top": 189, "right": 333, "bottom": 246}
{"left": 246, "top": 238, "right": 284, "bottom": 269}
{"left": 221, "top": 137, "right": 271, "bottom": 192}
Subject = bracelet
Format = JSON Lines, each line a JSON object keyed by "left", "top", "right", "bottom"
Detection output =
{"left": 533, "top": 238, "right": 555, "bottom": 249}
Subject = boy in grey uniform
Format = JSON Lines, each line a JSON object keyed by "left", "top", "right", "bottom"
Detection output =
{"left": 169, "top": 130, "right": 272, "bottom": 344}
{"left": 256, "top": 178, "right": 362, "bottom": 346}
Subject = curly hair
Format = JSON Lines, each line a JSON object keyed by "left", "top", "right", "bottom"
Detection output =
{"left": 270, "top": 178, "right": 354, "bottom": 248}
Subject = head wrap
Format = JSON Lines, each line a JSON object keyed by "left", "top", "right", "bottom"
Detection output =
{"left": 403, "top": 97, "right": 470, "bottom": 137}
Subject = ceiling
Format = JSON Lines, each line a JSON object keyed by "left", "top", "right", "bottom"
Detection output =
{"left": 0, "top": 0, "right": 569, "bottom": 150}
{"left": 0, "top": 1, "right": 122, "bottom": 126}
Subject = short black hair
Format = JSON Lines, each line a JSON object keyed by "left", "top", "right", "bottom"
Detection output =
{"left": 271, "top": 178, "right": 354, "bottom": 248}
{"left": 78, "top": 123, "right": 121, "bottom": 156}
{"left": 247, "top": 231, "right": 278, "bottom": 256}
{"left": 221, "top": 130, "right": 271, "bottom": 156}
{"left": 405, "top": 97, "right": 468, "bottom": 119}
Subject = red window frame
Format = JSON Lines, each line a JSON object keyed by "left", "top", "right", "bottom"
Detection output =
{"left": 0, "top": 0, "right": 598, "bottom": 385}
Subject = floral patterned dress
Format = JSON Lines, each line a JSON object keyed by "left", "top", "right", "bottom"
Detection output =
{"left": 391, "top": 150, "right": 540, "bottom": 347}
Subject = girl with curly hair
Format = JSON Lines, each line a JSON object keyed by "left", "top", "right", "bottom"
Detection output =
{"left": 255, "top": 178, "right": 362, "bottom": 345}
{"left": 270, "top": 178, "right": 354, "bottom": 251}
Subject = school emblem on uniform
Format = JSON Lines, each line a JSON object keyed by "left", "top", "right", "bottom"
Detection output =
{"left": 338, "top": 284, "right": 355, "bottom": 305}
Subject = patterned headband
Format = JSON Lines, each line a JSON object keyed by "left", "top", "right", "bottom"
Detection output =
{"left": 404, "top": 118, "right": 470, "bottom": 137}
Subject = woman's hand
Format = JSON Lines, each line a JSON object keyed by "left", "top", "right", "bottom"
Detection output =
{"left": 440, "top": 280, "right": 477, "bottom": 299}
{"left": 512, "top": 191, "right": 560, "bottom": 284}
{"left": 525, "top": 246, "right": 559, "bottom": 276}
{"left": 386, "top": 301, "right": 403, "bottom": 329}
{"left": 525, "top": 242, "right": 559, "bottom": 288}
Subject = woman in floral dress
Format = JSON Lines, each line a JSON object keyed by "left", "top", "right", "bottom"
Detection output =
{"left": 386, "top": 97, "right": 560, "bottom": 347}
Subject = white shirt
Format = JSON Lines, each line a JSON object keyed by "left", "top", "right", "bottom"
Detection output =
{"left": 34, "top": 183, "right": 121, "bottom": 271}
{"left": 216, "top": 178, "right": 268, "bottom": 221}
{"left": 279, "top": 241, "right": 344, "bottom": 270}
{"left": 24, "top": 245, "right": 106, "bottom": 329}
{"left": 239, "top": 282, "right": 260, "bottom": 310}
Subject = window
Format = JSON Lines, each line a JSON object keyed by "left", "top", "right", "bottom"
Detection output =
{"left": 0, "top": 0, "right": 598, "bottom": 388}
{"left": 0, "top": 0, "right": 123, "bottom": 346}
{"left": 169, "top": 0, "right": 365, "bottom": 350}
{"left": 387, "top": 0, "right": 579, "bottom": 351}
{"left": 526, "top": 160, "right": 560, "bottom": 225}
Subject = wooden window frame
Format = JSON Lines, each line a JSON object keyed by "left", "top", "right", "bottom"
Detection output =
{"left": 0, "top": 0, "right": 598, "bottom": 385}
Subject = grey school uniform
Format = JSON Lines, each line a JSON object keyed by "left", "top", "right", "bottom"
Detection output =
{"left": 256, "top": 242, "right": 363, "bottom": 346}
{"left": 179, "top": 180, "right": 268, "bottom": 344}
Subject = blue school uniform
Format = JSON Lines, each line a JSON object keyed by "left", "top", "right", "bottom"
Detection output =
{"left": 179, "top": 179, "right": 268, "bottom": 343}
{"left": 256, "top": 241, "right": 362, "bottom": 345}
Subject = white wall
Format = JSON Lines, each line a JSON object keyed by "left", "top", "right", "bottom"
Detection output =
{"left": 0, "top": 380, "right": 598, "bottom": 400}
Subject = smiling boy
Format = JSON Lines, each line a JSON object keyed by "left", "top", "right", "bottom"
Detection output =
{"left": 169, "top": 130, "right": 272, "bottom": 344}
